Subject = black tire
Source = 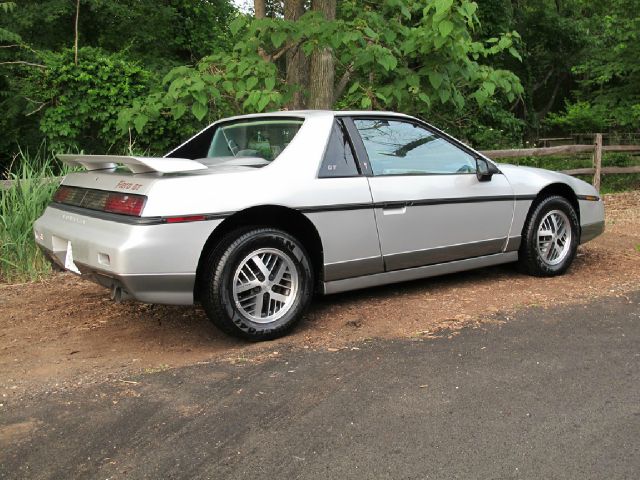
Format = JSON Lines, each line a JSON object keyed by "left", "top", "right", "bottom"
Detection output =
{"left": 518, "top": 195, "right": 579, "bottom": 276}
{"left": 200, "top": 228, "right": 314, "bottom": 341}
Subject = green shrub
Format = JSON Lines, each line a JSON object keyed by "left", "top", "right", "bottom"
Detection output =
{"left": 26, "top": 47, "right": 153, "bottom": 154}
{"left": 546, "top": 101, "right": 611, "bottom": 133}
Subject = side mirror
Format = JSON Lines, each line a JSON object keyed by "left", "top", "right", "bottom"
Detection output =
{"left": 476, "top": 157, "right": 497, "bottom": 182}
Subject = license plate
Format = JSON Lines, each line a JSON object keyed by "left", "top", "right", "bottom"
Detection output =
{"left": 64, "top": 241, "right": 81, "bottom": 274}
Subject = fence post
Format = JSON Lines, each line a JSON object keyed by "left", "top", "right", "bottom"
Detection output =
{"left": 593, "top": 133, "right": 603, "bottom": 192}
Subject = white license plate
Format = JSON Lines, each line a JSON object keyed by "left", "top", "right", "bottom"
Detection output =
{"left": 64, "top": 241, "right": 81, "bottom": 274}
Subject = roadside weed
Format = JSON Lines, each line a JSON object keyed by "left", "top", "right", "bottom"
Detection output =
{"left": 0, "top": 148, "right": 64, "bottom": 283}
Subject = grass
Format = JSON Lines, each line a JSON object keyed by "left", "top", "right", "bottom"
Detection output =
{"left": 0, "top": 147, "right": 66, "bottom": 283}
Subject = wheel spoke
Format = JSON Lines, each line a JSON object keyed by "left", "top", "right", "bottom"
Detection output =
{"left": 269, "top": 291, "right": 290, "bottom": 304}
{"left": 272, "top": 260, "right": 288, "bottom": 286}
{"left": 253, "top": 292, "right": 265, "bottom": 318}
{"left": 557, "top": 224, "right": 568, "bottom": 240}
{"left": 236, "top": 280, "right": 260, "bottom": 294}
{"left": 546, "top": 242, "right": 556, "bottom": 260}
{"left": 251, "top": 255, "right": 271, "bottom": 279}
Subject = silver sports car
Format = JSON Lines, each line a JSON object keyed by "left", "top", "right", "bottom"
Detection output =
{"left": 34, "top": 110, "right": 604, "bottom": 340}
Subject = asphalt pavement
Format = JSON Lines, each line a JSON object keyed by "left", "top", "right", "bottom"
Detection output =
{"left": 2, "top": 291, "right": 639, "bottom": 479}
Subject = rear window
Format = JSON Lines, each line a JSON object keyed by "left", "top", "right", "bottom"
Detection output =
{"left": 166, "top": 118, "right": 304, "bottom": 166}
{"left": 208, "top": 119, "right": 303, "bottom": 161}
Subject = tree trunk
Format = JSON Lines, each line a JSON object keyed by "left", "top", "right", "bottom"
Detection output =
{"left": 254, "top": 0, "right": 266, "bottom": 19}
{"left": 74, "top": 0, "right": 80, "bottom": 64}
{"left": 308, "top": 0, "right": 335, "bottom": 109}
{"left": 285, "top": 0, "right": 307, "bottom": 109}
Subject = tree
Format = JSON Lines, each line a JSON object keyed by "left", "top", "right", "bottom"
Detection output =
{"left": 254, "top": 0, "right": 266, "bottom": 19}
{"left": 477, "top": 0, "right": 586, "bottom": 136}
{"left": 308, "top": 0, "right": 335, "bottom": 109}
{"left": 0, "top": 0, "right": 237, "bottom": 167}
{"left": 550, "top": 0, "right": 640, "bottom": 131}
{"left": 284, "top": 0, "right": 306, "bottom": 109}
{"left": 1, "top": 0, "right": 236, "bottom": 71}
{"left": 120, "top": 0, "right": 524, "bottom": 153}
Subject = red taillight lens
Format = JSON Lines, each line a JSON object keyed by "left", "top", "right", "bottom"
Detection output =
{"left": 53, "top": 186, "right": 72, "bottom": 203}
{"left": 52, "top": 186, "right": 146, "bottom": 217}
{"left": 104, "top": 193, "right": 146, "bottom": 216}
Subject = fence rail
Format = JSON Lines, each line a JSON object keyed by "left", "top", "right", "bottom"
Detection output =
{"left": 481, "top": 134, "right": 640, "bottom": 191}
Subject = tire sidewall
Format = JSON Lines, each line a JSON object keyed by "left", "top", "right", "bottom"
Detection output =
{"left": 215, "top": 229, "right": 313, "bottom": 339}
{"left": 524, "top": 196, "right": 579, "bottom": 275}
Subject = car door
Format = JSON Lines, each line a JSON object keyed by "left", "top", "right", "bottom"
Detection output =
{"left": 346, "top": 116, "right": 515, "bottom": 272}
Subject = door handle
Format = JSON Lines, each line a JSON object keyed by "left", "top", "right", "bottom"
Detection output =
{"left": 381, "top": 203, "right": 407, "bottom": 215}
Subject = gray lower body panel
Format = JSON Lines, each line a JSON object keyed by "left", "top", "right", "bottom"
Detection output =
{"left": 580, "top": 221, "right": 605, "bottom": 244}
{"left": 383, "top": 237, "right": 507, "bottom": 271}
{"left": 323, "top": 252, "right": 518, "bottom": 295}
{"left": 40, "top": 246, "right": 195, "bottom": 305}
{"left": 324, "top": 256, "right": 383, "bottom": 282}
{"left": 505, "top": 236, "right": 521, "bottom": 252}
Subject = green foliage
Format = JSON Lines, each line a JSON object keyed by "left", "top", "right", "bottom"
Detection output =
{"left": 0, "top": 0, "right": 237, "bottom": 167}
{"left": 333, "top": 0, "right": 523, "bottom": 113}
{"left": 0, "top": 2, "right": 15, "bottom": 13}
{"left": 456, "top": 99, "right": 525, "bottom": 149}
{"left": 0, "top": 1, "right": 20, "bottom": 43}
{"left": 2, "top": 0, "right": 235, "bottom": 70}
{"left": 0, "top": 146, "right": 64, "bottom": 282}
{"left": 26, "top": 47, "right": 153, "bottom": 153}
{"left": 1, "top": 0, "right": 639, "bottom": 170}
{"left": 477, "top": 0, "right": 587, "bottom": 134}
{"left": 118, "top": 51, "right": 284, "bottom": 154}
{"left": 122, "top": 0, "right": 523, "bottom": 147}
{"left": 549, "top": 1, "right": 640, "bottom": 132}
{"left": 547, "top": 101, "right": 611, "bottom": 133}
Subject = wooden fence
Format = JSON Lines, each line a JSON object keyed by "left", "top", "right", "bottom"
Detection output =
{"left": 481, "top": 134, "right": 640, "bottom": 191}
{"left": 2, "top": 134, "right": 640, "bottom": 192}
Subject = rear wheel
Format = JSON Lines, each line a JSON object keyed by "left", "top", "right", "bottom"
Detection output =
{"left": 201, "top": 228, "right": 314, "bottom": 340}
{"left": 518, "top": 195, "right": 579, "bottom": 276}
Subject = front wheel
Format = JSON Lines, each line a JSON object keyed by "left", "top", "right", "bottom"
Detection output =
{"left": 518, "top": 195, "right": 579, "bottom": 276}
{"left": 201, "top": 228, "right": 314, "bottom": 340}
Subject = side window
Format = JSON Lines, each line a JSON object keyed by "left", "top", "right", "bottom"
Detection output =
{"left": 319, "top": 120, "right": 360, "bottom": 178}
{"left": 353, "top": 119, "right": 476, "bottom": 176}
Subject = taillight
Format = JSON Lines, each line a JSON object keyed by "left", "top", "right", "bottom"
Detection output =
{"left": 52, "top": 185, "right": 147, "bottom": 217}
{"left": 53, "top": 186, "right": 72, "bottom": 203}
{"left": 104, "top": 193, "right": 146, "bottom": 216}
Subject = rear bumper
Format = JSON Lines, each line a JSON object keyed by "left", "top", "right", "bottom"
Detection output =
{"left": 40, "top": 246, "right": 195, "bottom": 304}
{"left": 34, "top": 205, "right": 223, "bottom": 305}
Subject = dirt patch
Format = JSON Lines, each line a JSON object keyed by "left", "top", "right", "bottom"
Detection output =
{"left": 1, "top": 192, "right": 638, "bottom": 398}
{"left": 0, "top": 419, "right": 43, "bottom": 448}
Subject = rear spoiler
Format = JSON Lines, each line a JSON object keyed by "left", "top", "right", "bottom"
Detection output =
{"left": 57, "top": 154, "right": 207, "bottom": 174}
